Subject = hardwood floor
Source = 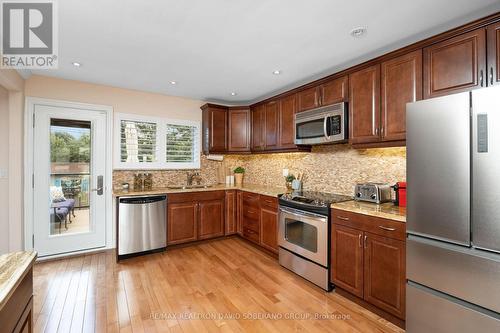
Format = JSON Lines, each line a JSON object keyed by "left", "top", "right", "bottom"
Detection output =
{"left": 32, "top": 237, "right": 404, "bottom": 333}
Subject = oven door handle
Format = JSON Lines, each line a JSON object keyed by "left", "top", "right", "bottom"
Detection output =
{"left": 279, "top": 207, "right": 327, "bottom": 221}
{"left": 323, "top": 116, "right": 331, "bottom": 140}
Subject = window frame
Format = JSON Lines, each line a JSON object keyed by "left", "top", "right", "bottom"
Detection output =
{"left": 114, "top": 113, "right": 201, "bottom": 170}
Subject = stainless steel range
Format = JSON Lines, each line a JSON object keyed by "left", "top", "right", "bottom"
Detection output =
{"left": 278, "top": 191, "right": 351, "bottom": 290}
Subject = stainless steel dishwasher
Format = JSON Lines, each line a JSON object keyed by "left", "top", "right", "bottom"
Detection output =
{"left": 118, "top": 195, "right": 167, "bottom": 260}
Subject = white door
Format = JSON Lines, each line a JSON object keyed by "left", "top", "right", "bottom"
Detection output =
{"left": 33, "top": 104, "right": 107, "bottom": 257}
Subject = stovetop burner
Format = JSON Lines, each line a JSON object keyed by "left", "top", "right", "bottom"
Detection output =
{"left": 279, "top": 191, "right": 352, "bottom": 215}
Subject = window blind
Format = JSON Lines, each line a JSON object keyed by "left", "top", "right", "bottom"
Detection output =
{"left": 166, "top": 123, "right": 196, "bottom": 163}
{"left": 120, "top": 120, "right": 157, "bottom": 163}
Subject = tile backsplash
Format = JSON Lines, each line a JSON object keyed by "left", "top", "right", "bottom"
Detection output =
{"left": 113, "top": 144, "right": 406, "bottom": 196}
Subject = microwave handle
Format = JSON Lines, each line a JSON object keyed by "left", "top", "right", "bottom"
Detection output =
{"left": 323, "top": 116, "right": 331, "bottom": 140}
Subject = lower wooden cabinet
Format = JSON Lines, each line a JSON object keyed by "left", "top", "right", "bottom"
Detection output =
{"left": 364, "top": 232, "right": 406, "bottom": 319}
{"left": 225, "top": 190, "right": 237, "bottom": 235}
{"left": 331, "top": 209, "right": 406, "bottom": 320}
{"left": 167, "top": 202, "right": 198, "bottom": 245}
{"left": 260, "top": 207, "right": 278, "bottom": 253}
{"left": 198, "top": 199, "right": 224, "bottom": 240}
{"left": 167, "top": 191, "right": 225, "bottom": 245}
{"left": 0, "top": 268, "right": 33, "bottom": 333}
{"left": 331, "top": 224, "right": 364, "bottom": 298}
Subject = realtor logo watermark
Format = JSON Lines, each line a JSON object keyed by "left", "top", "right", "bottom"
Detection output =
{"left": 1, "top": 0, "right": 58, "bottom": 68}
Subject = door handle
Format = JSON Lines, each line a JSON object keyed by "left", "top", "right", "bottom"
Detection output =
{"left": 336, "top": 216, "right": 349, "bottom": 221}
{"left": 358, "top": 234, "right": 362, "bottom": 248}
{"left": 491, "top": 67, "right": 494, "bottom": 86}
{"left": 364, "top": 235, "right": 368, "bottom": 249}
{"left": 480, "top": 70, "right": 484, "bottom": 87}
{"left": 378, "top": 225, "right": 396, "bottom": 231}
{"left": 92, "top": 175, "right": 104, "bottom": 195}
{"left": 323, "top": 117, "right": 331, "bottom": 140}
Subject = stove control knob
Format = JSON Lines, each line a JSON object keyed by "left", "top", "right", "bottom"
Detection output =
{"left": 370, "top": 194, "right": 377, "bottom": 200}
{"left": 356, "top": 192, "right": 362, "bottom": 198}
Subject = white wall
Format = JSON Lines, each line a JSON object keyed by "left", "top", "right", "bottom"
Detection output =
{"left": 0, "top": 69, "right": 25, "bottom": 254}
{"left": 0, "top": 86, "right": 9, "bottom": 254}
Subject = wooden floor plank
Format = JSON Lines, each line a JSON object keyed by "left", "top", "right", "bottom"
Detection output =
{"left": 33, "top": 238, "right": 404, "bottom": 333}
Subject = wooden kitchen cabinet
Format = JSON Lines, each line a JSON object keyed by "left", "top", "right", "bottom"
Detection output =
{"left": 228, "top": 107, "right": 251, "bottom": 152}
{"left": 0, "top": 267, "right": 34, "bottom": 333}
{"left": 331, "top": 209, "right": 406, "bottom": 320}
{"left": 167, "top": 191, "right": 225, "bottom": 245}
{"left": 331, "top": 224, "right": 364, "bottom": 298}
{"left": 259, "top": 196, "right": 279, "bottom": 254}
{"left": 201, "top": 104, "right": 227, "bottom": 154}
{"left": 297, "top": 76, "right": 348, "bottom": 112}
{"left": 251, "top": 105, "right": 265, "bottom": 151}
{"left": 278, "top": 94, "right": 297, "bottom": 149}
{"left": 487, "top": 21, "right": 500, "bottom": 86}
{"left": 381, "top": 50, "right": 422, "bottom": 142}
{"left": 364, "top": 232, "right": 406, "bottom": 319}
{"left": 349, "top": 65, "right": 381, "bottom": 144}
{"left": 167, "top": 202, "right": 198, "bottom": 245}
{"left": 236, "top": 191, "right": 243, "bottom": 235}
{"left": 423, "top": 28, "right": 487, "bottom": 99}
{"left": 198, "top": 199, "right": 225, "bottom": 240}
{"left": 264, "top": 101, "right": 279, "bottom": 150}
{"left": 225, "top": 190, "right": 237, "bottom": 235}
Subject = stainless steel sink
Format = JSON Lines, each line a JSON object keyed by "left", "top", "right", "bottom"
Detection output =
{"left": 166, "top": 185, "right": 213, "bottom": 190}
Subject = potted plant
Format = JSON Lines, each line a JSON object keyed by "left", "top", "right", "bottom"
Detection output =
{"left": 233, "top": 166, "right": 245, "bottom": 186}
{"left": 285, "top": 174, "right": 296, "bottom": 191}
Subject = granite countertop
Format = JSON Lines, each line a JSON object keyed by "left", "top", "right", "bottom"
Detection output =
{"left": 113, "top": 183, "right": 287, "bottom": 198}
{"left": 0, "top": 251, "right": 37, "bottom": 311}
{"left": 331, "top": 200, "right": 406, "bottom": 223}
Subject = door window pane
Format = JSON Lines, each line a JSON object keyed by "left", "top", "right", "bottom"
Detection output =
{"left": 285, "top": 218, "right": 318, "bottom": 252}
{"left": 50, "top": 119, "right": 91, "bottom": 235}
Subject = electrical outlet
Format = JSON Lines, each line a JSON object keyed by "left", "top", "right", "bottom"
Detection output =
{"left": 282, "top": 168, "right": 289, "bottom": 177}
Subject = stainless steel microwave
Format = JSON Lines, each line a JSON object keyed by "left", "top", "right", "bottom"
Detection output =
{"left": 294, "top": 102, "right": 348, "bottom": 145}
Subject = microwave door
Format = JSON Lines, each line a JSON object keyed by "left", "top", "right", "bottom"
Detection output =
{"left": 295, "top": 118, "right": 327, "bottom": 144}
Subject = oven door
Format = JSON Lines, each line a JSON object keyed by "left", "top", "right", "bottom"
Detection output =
{"left": 279, "top": 206, "right": 328, "bottom": 267}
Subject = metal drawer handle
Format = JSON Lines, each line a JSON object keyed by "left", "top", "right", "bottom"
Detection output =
{"left": 248, "top": 209, "right": 256, "bottom": 214}
{"left": 336, "top": 216, "right": 349, "bottom": 221}
{"left": 378, "top": 225, "right": 396, "bottom": 231}
{"left": 358, "top": 234, "right": 362, "bottom": 248}
{"left": 364, "top": 235, "right": 367, "bottom": 249}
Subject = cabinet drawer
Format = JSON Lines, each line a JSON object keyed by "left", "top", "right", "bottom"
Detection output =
{"left": 168, "top": 190, "right": 225, "bottom": 203}
{"left": 332, "top": 209, "right": 406, "bottom": 241}
{"left": 243, "top": 227, "right": 260, "bottom": 243}
{"left": 243, "top": 205, "right": 259, "bottom": 220}
{"left": 242, "top": 191, "right": 260, "bottom": 206}
{"left": 260, "top": 195, "right": 278, "bottom": 210}
{"left": 243, "top": 215, "right": 259, "bottom": 232}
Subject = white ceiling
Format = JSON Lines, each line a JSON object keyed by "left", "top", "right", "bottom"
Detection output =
{"left": 31, "top": 0, "right": 500, "bottom": 104}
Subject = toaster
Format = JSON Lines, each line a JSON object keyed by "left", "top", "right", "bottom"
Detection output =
{"left": 354, "top": 183, "right": 392, "bottom": 204}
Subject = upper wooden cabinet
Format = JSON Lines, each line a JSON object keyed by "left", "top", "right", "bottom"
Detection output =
{"left": 201, "top": 104, "right": 227, "bottom": 154}
{"left": 278, "top": 94, "right": 297, "bottom": 149}
{"left": 251, "top": 105, "right": 265, "bottom": 151}
{"left": 349, "top": 65, "right": 381, "bottom": 144}
{"left": 487, "top": 21, "right": 500, "bottom": 86}
{"left": 264, "top": 101, "right": 279, "bottom": 150}
{"left": 228, "top": 107, "right": 250, "bottom": 152}
{"left": 381, "top": 50, "right": 422, "bottom": 142}
{"left": 297, "top": 76, "right": 348, "bottom": 112}
{"left": 423, "top": 28, "right": 487, "bottom": 99}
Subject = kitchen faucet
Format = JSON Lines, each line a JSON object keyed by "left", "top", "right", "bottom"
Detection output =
{"left": 186, "top": 171, "right": 202, "bottom": 185}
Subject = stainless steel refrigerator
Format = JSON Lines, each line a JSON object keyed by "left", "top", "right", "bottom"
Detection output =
{"left": 406, "top": 86, "right": 500, "bottom": 332}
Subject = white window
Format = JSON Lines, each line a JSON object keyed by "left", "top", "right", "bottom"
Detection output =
{"left": 115, "top": 113, "right": 200, "bottom": 170}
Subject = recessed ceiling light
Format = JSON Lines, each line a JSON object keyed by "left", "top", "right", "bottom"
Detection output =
{"left": 72, "top": 62, "right": 81, "bottom": 67}
{"left": 170, "top": 81, "right": 177, "bottom": 85}
{"left": 273, "top": 70, "right": 281, "bottom": 75}
{"left": 230, "top": 92, "right": 237, "bottom": 96}
{"left": 350, "top": 27, "right": 367, "bottom": 38}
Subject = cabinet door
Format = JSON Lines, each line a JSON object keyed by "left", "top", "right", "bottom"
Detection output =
{"left": 209, "top": 108, "right": 227, "bottom": 152}
{"left": 260, "top": 207, "right": 278, "bottom": 253}
{"left": 364, "top": 232, "right": 406, "bottom": 319}
{"left": 264, "top": 101, "right": 279, "bottom": 149}
{"left": 297, "top": 86, "right": 320, "bottom": 112}
{"left": 225, "top": 191, "right": 236, "bottom": 235}
{"left": 349, "top": 65, "right": 381, "bottom": 144}
{"left": 487, "top": 22, "right": 500, "bottom": 86}
{"left": 320, "top": 76, "right": 348, "bottom": 106}
{"left": 198, "top": 199, "right": 225, "bottom": 240}
{"left": 331, "top": 224, "right": 364, "bottom": 298}
{"left": 278, "top": 94, "right": 297, "bottom": 149}
{"left": 228, "top": 108, "right": 250, "bottom": 152}
{"left": 423, "top": 28, "right": 486, "bottom": 98}
{"left": 381, "top": 50, "right": 422, "bottom": 142}
{"left": 251, "top": 105, "right": 265, "bottom": 150}
{"left": 167, "top": 202, "right": 198, "bottom": 245}
{"left": 236, "top": 191, "right": 243, "bottom": 235}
